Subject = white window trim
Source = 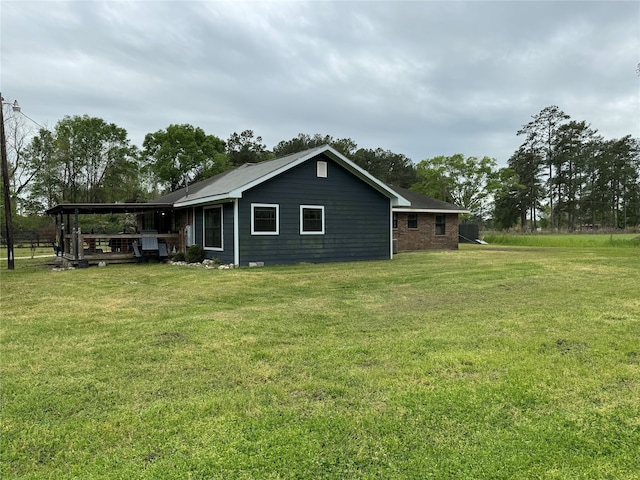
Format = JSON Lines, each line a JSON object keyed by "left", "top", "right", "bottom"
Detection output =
{"left": 317, "top": 160, "right": 328, "bottom": 178}
{"left": 251, "top": 203, "right": 279, "bottom": 235}
{"left": 203, "top": 205, "right": 223, "bottom": 251}
{"left": 300, "top": 205, "right": 325, "bottom": 235}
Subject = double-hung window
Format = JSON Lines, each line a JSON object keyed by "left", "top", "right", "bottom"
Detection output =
{"left": 300, "top": 205, "right": 325, "bottom": 234}
{"left": 408, "top": 213, "right": 418, "bottom": 229}
{"left": 251, "top": 204, "right": 279, "bottom": 235}
{"left": 203, "top": 206, "right": 223, "bottom": 249}
{"left": 435, "top": 214, "right": 446, "bottom": 235}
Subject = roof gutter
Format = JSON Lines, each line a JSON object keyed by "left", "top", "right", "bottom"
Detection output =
{"left": 174, "top": 192, "right": 241, "bottom": 208}
{"left": 393, "top": 207, "right": 470, "bottom": 214}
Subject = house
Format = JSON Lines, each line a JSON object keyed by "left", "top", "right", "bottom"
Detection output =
{"left": 151, "top": 145, "right": 410, "bottom": 266}
{"left": 46, "top": 146, "right": 467, "bottom": 267}
{"left": 390, "top": 186, "right": 469, "bottom": 252}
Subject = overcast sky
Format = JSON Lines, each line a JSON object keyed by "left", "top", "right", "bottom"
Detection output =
{"left": 2, "top": 1, "right": 639, "bottom": 166}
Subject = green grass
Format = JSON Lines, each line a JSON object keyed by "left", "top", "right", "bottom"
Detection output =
{"left": 0, "top": 246, "right": 56, "bottom": 259}
{"left": 1, "top": 245, "right": 639, "bottom": 479}
{"left": 483, "top": 232, "right": 640, "bottom": 248}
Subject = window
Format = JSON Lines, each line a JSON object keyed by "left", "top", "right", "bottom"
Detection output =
{"left": 317, "top": 161, "right": 327, "bottom": 178}
{"left": 435, "top": 214, "right": 446, "bottom": 235}
{"left": 393, "top": 212, "right": 398, "bottom": 229}
{"left": 204, "top": 206, "right": 222, "bottom": 249}
{"left": 408, "top": 213, "right": 418, "bottom": 229}
{"left": 252, "top": 204, "right": 279, "bottom": 235}
{"left": 300, "top": 205, "right": 325, "bottom": 234}
{"left": 143, "top": 212, "right": 155, "bottom": 230}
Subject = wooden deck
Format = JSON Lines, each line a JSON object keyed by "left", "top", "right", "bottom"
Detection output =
{"left": 58, "top": 233, "right": 181, "bottom": 267}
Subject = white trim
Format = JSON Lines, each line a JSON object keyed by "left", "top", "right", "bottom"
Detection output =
{"left": 251, "top": 203, "right": 279, "bottom": 235}
{"left": 175, "top": 192, "right": 240, "bottom": 208}
{"left": 172, "top": 145, "right": 411, "bottom": 208}
{"left": 233, "top": 199, "right": 239, "bottom": 265}
{"left": 203, "top": 205, "right": 223, "bottom": 251}
{"left": 300, "top": 205, "right": 325, "bottom": 235}
{"left": 389, "top": 205, "right": 394, "bottom": 259}
{"left": 317, "top": 160, "right": 328, "bottom": 178}
{"left": 393, "top": 208, "right": 469, "bottom": 214}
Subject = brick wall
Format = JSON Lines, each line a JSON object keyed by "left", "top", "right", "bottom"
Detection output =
{"left": 393, "top": 212, "right": 459, "bottom": 251}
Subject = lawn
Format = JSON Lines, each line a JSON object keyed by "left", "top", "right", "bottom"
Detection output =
{"left": 483, "top": 232, "right": 640, "bottom": 248}
{"left": 1, "top": 244, "right": 639, "bottom": 479}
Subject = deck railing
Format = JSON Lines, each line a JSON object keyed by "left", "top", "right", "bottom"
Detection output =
{"left": 59, "top": 232, "right": 181, "bottom": 261}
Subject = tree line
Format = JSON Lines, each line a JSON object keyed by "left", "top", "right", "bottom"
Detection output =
{"left": 2, "top": 105, "right": 639, "bottom": 232}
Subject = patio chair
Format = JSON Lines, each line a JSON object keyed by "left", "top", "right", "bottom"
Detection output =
{"left": 140, "top": 236, "right": 159, "bottom": 252}
{"left": 132, "top": 242, "right": 146, "bottom": 263}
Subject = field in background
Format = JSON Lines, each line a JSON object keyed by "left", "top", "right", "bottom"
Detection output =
{"left": 482, "top": 232, "right": 640, "bottom": 247}
{"left": 1, "top": 245, "right": 639, "bottom": 479}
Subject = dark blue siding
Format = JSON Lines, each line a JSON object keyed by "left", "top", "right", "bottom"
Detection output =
{"left": 238, "top": 154, "right": 391, "bottom": 265}
{"left": 193, "top": 202, "right": 235, "bottom": 264}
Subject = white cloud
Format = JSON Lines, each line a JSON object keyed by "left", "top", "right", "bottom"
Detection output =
{"left": 2, "top": 0, "right": 638, "bottom": 165}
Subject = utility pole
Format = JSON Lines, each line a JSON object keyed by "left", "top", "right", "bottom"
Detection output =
{"left": 1, "top": 93, "right": 16, "bottom": 270}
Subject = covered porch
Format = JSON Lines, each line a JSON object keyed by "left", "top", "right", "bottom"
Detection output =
{"left": 45, "top": 203, "right": 182, "bottom": 267}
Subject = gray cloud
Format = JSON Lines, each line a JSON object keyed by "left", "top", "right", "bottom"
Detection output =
{"left": 2, "top": 0, "right": 638, "bottom": 165}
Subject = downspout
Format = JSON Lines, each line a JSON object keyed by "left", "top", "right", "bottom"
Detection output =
{"left": 389, "top": 203, "right": 394, "bottom": 259}
{"left": 233, "top": 199, "right": 240, "bottom": 266}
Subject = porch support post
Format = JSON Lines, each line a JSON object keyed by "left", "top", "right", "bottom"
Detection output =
{"left": 233, "top": 199, "right": 239, "bottom": 266}
{"left": 74, "top": 208, "right": 79, "bottom": 260}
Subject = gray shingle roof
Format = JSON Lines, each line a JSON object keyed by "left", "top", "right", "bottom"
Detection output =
{"left": 154, "top": 145, "right": 410, "bottom": 207}
{"left": 388, "top": 185, "right": 469, "bottom": 213}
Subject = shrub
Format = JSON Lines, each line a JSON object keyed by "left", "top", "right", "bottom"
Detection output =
{"left": 185, "top": 244, "right": 205, "bottom": 263}
{"left": 172, "top": 251, "right": 186, "bottom": 262}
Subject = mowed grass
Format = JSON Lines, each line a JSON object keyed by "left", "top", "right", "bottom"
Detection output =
{"left": 483, "top": 232, "right": 640, "bottom": 248}
{"left": 1, "top": 245, "right": 639, "bottom": 479}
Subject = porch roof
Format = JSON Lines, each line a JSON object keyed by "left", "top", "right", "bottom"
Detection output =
{"left": 45, "top": 202, "right": 174, "bottom": 216}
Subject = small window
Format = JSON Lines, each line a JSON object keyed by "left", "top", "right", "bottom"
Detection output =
{"left": 393, "top": 212, "right": 398, "bottom": 229}
{"left": 435, "top": 214, "right": 446, "bottom": 235}
{"left": 300, "top": 205, "right": 324, "bottom": 234}
{"left": 252, "top": 204, "right": 279, "bottom": 235}
{"left": 408, "top": 213, "right": 418, "bottom": 229}
{"left": 317, "top": 161, "right": 327, "bottom": 178}
{"left": 204, "top": 206, "right": 223, "bottom": 249}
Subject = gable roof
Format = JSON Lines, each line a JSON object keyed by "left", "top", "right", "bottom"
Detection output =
{"left": 389, "top": 185, "right": 470, "bottom": 214}
{"left": 154, "top": 145, "right": 410, "bottom": 207}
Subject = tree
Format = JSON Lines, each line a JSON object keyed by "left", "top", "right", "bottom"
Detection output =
{"left": 272, "top": 133, "right": 357, "bottom": 158}
{"left": 20, "top": 129, "right": 56, "bottom": 214}
{"left": 142, "top": 124, "right": 228, "bottom": 192}
{"left": 582, "top": 135, "right": 640, "bottom": 229}
{"left": 27, "top": 115, "right": 141, "bottom": 209}
{"left": 226, "top": 130, "right": 271, "bottom": 166}
{"left": 0, "top": 101, "right": 51, "bottom": 214}
{"left": 413, "top": 154, "right": 497, "bottom": 218}
{"left": 553, "top": 120, "right": 600, "bottom": 230}
{"left": 350, "top": 148, "right": 416, "bottom": 188}
{"left": 517, "top": 105, "right": 570, "bottom": 229}
{"left": 492, "top": 167, "right": 526, "bottom": 230}
{"left": 507, "top": 146, "right": 545, "bottom": 230}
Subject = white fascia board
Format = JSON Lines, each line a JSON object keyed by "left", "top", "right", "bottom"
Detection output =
{"left": 320, "top": 146, "right": 412, "bottom": 206}
{"left": 174, "top": 192, "right": 240, "bottom": 208}
{"left": 174, "top": 144, "right": 411, "bottom": 207}
{"left": 390, "top": 195, "right": 411, "bottom": 207}
{"left": 393, "top": 207, "right": 470, "bottom": 214}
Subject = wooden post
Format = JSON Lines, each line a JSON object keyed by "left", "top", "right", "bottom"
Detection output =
{"left": 0, "top": 93, "right": 15, "bottom": 270}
